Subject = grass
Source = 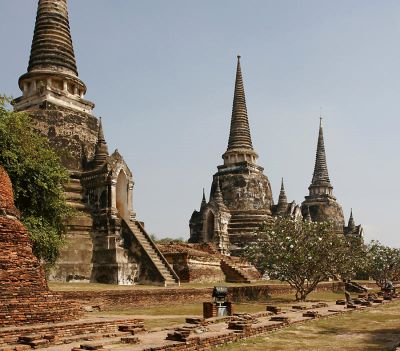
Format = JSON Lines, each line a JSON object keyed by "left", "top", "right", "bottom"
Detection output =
{"left": 91, "top": 302, "right": 268, "bottom": 330}
{"left": 87, "top": 289, "right": 381, "bottom": 332}
{"left": 267, "top": 290, "right": 347, "bottom": 304}
{"left": 94, "top": 302, "right": 267, "bottom": 317}
{"left": 49, "top": 280, "right": 374, "bottom": 292}
{"left": 216, "top": 301, "right": 400, "bottom": 351}
{"left": 144, "top": 317, "right": 187, "bottom": 330}
{"left": 48, "top": 280, "right": 285, "bottom": 291}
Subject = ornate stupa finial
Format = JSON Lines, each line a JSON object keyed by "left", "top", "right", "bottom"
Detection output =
{"left": 276, "top": 178, "right": 288, "bottom": 215}
{"left": 200, "top": 188, "right": 207, "bottom": 209}
{"left": 213, "top": 178, "right": 224, "bottom": 205}
{"left": 348, "top": 208, "right": 356, "bottom": 231}
{"left": 93, "top": 118, "right": 109, "bottom": 167}
{"left": 222, "top": 55, "right": 258, "bottom": 166}
{"left": 278, "top": 178, "right": 288, "bottom": 205}
{"left": 13, "top": 0, "right": 94, "bottom": 113}
{"left": 308, "top": 118, "right": 333, "bottom": 197}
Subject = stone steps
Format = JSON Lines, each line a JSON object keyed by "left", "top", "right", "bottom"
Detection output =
{"left": 229, "top": 216, "right": 267, "bottom": 222}
{"left": 228, "top": 227, "right": 260, "bottom": 234}
{"left": 228, "top": 222, "right": 263, "bottom": 229}
{"left": 220, "top": 259, "right": 252, "bottom": 283}
{"left": 122, "top": 220, "right": 179, "bottom": 286}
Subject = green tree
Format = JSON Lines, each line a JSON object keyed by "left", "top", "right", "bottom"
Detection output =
{"left": 366, "top": 241, "right": 400, "bottom": 288}
{"left": 244, "top": 217, "right": 365, "bottom": 301}
{"left": 156, "top": 237, "right": 186, "bottom": 244}
{"left": 0, "top": 96, "right": 72, "bottom": 268}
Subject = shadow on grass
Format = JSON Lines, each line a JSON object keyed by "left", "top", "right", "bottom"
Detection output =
{"left": 309, "top": 324, "right": 400, "bottom": 350}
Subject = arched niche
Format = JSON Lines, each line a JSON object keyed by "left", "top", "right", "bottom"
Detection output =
{"left": 116, "top": 170, "right": 129, "bottom": 219}
{"left": 204, "top": 210, "right": 215, "bottom": 242}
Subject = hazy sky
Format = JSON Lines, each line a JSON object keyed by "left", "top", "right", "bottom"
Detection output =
{"left": 1, "top": 1, "right": 399, "bottom": 246}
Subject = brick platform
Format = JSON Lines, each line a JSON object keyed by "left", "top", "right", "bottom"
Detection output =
{"left": 0, "top": 166, "right": 82, "bottom": 327}
{"left": 0, "top": 317, "right": 144, "bottom": 349}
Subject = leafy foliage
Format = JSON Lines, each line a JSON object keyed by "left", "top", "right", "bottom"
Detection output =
{"left": 0, "top": 95, "right": 72, "bottom": 268}
{"left": 155, "top": 236, "right": 186, "bottom": 244}
{"left": 365, "top": 241, "right": 400, "bottom": 288}
{"left": 243, "top": 217, "right": 365, "bottom": 301}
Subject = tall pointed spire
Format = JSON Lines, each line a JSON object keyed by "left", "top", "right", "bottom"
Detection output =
{"left": 227, "top": 55, "right": 253, "bottom": 150}
{"left": 14, "top": 0, "right": 93, "bottom": 114}
{"left": 278, "top": 178, "right": 288, "bottom": 206}
{"left": 213, "top": 178, "right": 224, "bottom": 205}
{"left": 200, "top": 188, "right": 207, "bottom": 209}
{"left": 348, "top": 209, "right": 356, "bottom": 231}
{"left": 93, "top": 118, "right": 109, "bottom": 167}
{"left": 276, "top": 178, "right": 288, "bottom": 215}
{"left": 222, "top": 56, "right": 258, "bottom": 166}
{"left": 28, "top": 0, "right": 78, "bottom": 76}
{"left": 308, "top": 118, "right": 333, "bottom": 197}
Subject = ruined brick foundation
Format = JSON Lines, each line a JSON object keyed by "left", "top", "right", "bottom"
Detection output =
{"left": 0, "top": 166, "right": 82, "bottom": 327}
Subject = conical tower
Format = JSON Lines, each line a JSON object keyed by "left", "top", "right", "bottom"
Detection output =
{"left": 344, "top": 208, "right": 363, "bottom": 237}
{"left": 308, "top": 118, "right": 333, "bottom": 197}
{"left": 301, "top": 119, "right": 344, "bottom": 232}
{"left": 222, "top": 55, "right": 258, "bottom": 166}
{"left": 276, "top": 178, "right": 288, "bottom": 215}
{"left": 93, "top": 118, "right": 109, "bottom": 167}
{"left": 200, "top": 188, "right": 207, "bottom": 210}
{"left": 13, "top": 0, "right": 94, "bottom": 114}
{"left": 347, "top": 209, "right": 356, "bottom": 231}
{"left": 13, "top": 0, "right": 99, "bottom": 172}
{"left": 189, "top": 56, "right": 273, "bottom": 254}
{"left": 213, "top": 178, "right": 224, "bottom": 205}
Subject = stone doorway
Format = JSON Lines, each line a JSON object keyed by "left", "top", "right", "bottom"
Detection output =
{"left": 205, "top": 211, "right": 215, "bottom": 241}
{"left": 116, "top": 171, "right": 129, "bottom": 219}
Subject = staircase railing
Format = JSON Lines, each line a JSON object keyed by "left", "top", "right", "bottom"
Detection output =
{"left": 122, "top": 218, "right": 180, "bottom": 286}
{"left": 221, "top": 259, "right": 251, "bottom": 283}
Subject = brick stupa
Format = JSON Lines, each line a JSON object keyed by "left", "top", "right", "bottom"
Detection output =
{"left": 0, "top": 166, "right": 82, "bottom": 327}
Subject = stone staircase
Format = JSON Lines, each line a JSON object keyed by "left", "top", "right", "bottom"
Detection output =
{"left": 49, "top": 176, "right": 93, "bottom": 282}
{"left": 227, "top": 210, "right": 270, "bottom": 247}
{"left": 220, "top": 259, "right": 260, "bottom": 283}
{"left": 122, "top": 219, "right": 180, "bottom": 287}
{"left": 64, "top": 177, "right": 87, "bottom": 211}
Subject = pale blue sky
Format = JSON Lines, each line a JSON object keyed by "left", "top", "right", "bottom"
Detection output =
{"left": 1, "top": 1, "right": 399, "bottom": 246}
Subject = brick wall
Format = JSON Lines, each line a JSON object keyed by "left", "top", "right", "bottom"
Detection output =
{"left": 0, "top": 165, "right": 82, "bottom": 327}
{"left": 59, "top": 281, "right": 377, "bottom": 310}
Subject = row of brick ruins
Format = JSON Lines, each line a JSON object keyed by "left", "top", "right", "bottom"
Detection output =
{"left": 6, "top": 0, "right": 362, "bottom": 286}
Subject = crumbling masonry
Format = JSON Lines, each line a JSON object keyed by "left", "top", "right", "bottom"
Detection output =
{"left": 13, "top": 0, "right": 179, "bottom": 286}
{"left": 189, "top": 56, "right": 363, "bottom": 254}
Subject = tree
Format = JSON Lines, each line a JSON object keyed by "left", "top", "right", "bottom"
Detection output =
{"left": 156, "top": 237, "right": 186, "bottom": 244}
{"left": 243, "top": 217, "right": 365, "bottom": 301}
{"left": 0, "top": 96, "right": 72, "bottom": 268}
{"left": 365, "top": 241, "right": 400, "bottom": 288}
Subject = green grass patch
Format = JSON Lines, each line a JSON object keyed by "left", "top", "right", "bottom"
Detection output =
{"left": 93, "top": 302, "right": 267, "bottom": 318}
{"left": 216, "top": 301, "right": 400, "bottom": 351}
{"left": 48, "top": 280, "right": 286, "bottom": 292}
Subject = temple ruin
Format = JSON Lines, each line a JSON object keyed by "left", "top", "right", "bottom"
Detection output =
{"left": 12, "top": 0, "right": 179, "bottom": 286}
{"left": 189, "top": 57, "right": 363, "bottom": 254}
{"left": 301, "top": 119, "right": 363, "bottom": 236}
{"left": 189, "top": 56, "right": 277, "bottom": 255}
